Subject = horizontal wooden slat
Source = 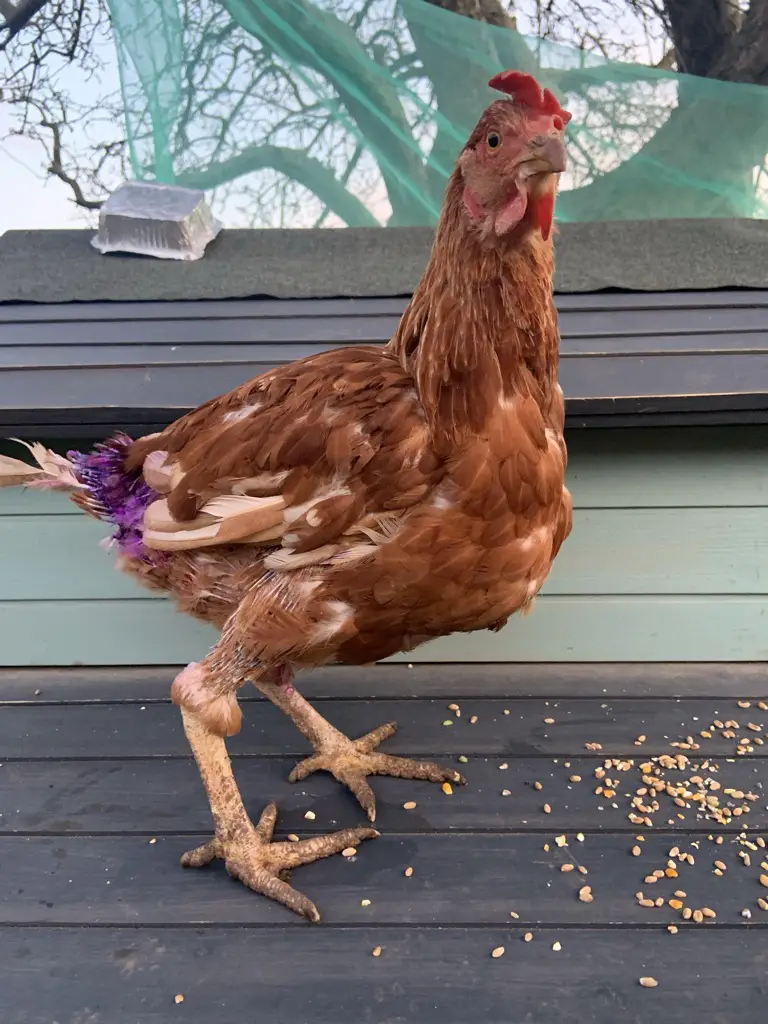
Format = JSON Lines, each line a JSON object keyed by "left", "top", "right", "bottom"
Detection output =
{"left": 1, "top": 832, "right": 766, "bottom": 926}
{"left": 3, "top": 698, "right": 765, "bottom": 760}
{"left": 1, "top": 925, "right": 767, "bottom": 1024}
{"left": 4, "top": 506, "right": 765, "bottom": 600}
{"left": 1, "top": 595, "right": 767, "bottom": 665}
{"left": 2, "top": 663, "right": 767, "bottom": 703}
{"left": 2, "top": 756, "right": 767, "bottom": 835}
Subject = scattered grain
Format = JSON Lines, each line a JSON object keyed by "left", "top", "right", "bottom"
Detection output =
{"left": 693, "top": 909, "right": 704, "bottom": 924}
{"left": 442, "top": 782, "right": 453, "bottom": 795}
{"left": 760, "top": 875, "right": 768, "bottom": 889}
{"left": 342, "top": 848, "right": 357, "bottom": 858}
{"left": 555, "top": 835, "right": 567, "bottom": 847}
{"left": 361, "top": 899, "right": 371, "bottom": 907}
{"left": 543, "top": 803, "right": 552, "bottom": 814}
{"left": 534, "top": 781, "right": 543, "bottom": 791}
{"left": 372, "top": 947, "right": 382, "bottom": 957}
{"left": 682, "top": 908, "right": 693, "bottom": 920}
{"left": 458, "top": 755, "right": 469, "bottom": 763}
{"left": 174, "top": 994, "right": 185, "bottom": 1005}
{"left": 579, "top": 886, "right": 594, "bottom": 903}
{"left": 632, "top": 846, "right": 642, "bottom": 857}
{"left": 524, "top": 932, "right": 533, "bottom": 942}
{"left": 491, "top": 946, "right": 505, "bottom": 959}
{"left": 470, "top": 715, "right": 478, "bottom": 724}
{"left": 702, "top": 908, "right": 717, "bottom": 919}
{"left": 757, "top": 897, "right": 768, "bottom": 911}
{"left": 403, "top": 801, "right": 417, "bottom": 810}
{"left": 287, "top": 834, "right": 300, "bottom": 843}
{"left": 570, "top": 775, "right": 582, "bottom": 783}
{"left": 667, "top": 925, "right": 678, "bottom": 934}
{"left": 561, "top": 864, "right": 575, "bottom": 873}
{"left": 668, "top": 899, "right": 683, "bottom": 910}
{"left": 404, "top": 866, "right": 414, "bottom": 877}
{"left": 510, "top": 911, "right": 520, "bottom": 919}
{"left": 442, "top": 720, "right": 454, "bottom": 727}
{"left": 639, "top": 977, "right": 659, "bottom": 989}
{"left": 304, "top": 811, "right": 316, "bottom": 821}
{"left": 552, "top": 941, "right": 562, "bottom": 951}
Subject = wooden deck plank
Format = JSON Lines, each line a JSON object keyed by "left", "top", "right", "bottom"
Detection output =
{"left": 3, "top": 756, "right": 766, "bottom": 834}
{"left": 3, "top": 699, "right": 766, "bottom": 760}
{"left": 2, "top": 663, "right": 767, "bottom": 704}
{"left": 1, "top": 832, "right": 766, "bottom": 926}
{"left": 2, "top": 926, "right": 767, "bottom": 1024}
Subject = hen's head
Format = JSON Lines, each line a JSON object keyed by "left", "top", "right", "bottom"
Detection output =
{"left": 458, "top": 71, "right": 571, "bottom": 242}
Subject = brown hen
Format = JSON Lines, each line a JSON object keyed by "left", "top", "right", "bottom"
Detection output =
{"left": 0, "top": 70, "right": 573, "bottom": 921}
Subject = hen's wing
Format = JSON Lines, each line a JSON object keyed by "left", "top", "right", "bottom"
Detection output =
{"left": 127, "top": 346, "right": 441, "bottom": 567}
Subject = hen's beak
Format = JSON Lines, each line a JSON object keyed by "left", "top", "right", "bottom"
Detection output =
{"left": 520, "top": 134, "right": 567, "bottom": 176}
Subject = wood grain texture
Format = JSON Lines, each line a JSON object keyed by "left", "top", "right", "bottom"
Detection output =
{"left": 3, "top": 698, "right": 767, "bottom": 759}
{"left": 4, "top": 506, "right": 767, "bottom": 600}
{"left": 3, "top": 595, "right": 768, "bottom": 664}
{"left": 3, "top": 663, "right": 767, "bottom": 703}
{"left": 3, "top": 756, "right": 766, "bottom": 835}
{"left": 2, "top": 926, "right": 767, "bottom": 1024}
{"left": 1, "top": 832, "right": 766, "bottom": 926}
{"left": 3, "top": 831, "right": 765, "bottom": 929}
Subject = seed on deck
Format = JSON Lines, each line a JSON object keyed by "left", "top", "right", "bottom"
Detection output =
{"left": 534, "top": 781, "right": 543, "bottom": 791}
{"left": 669, "top": 899, "right": 683, "bottom": 910}
{"left": 524, "top": 932, "right": 533, "bottom": 942}
{"left": 632, "top": 846, "right": 642, "bottom": 856}
{"left": 578, "top": 886, "right": 593, "bottom": 903}
{"left": 682, "top": 908, "right": 693, "bottom": 920}
{"left": 442, "top": 720, "right": 454, "bottom": 727}
{"left": 555, "top": 835, "right": 567, "bottom": 847}
{"left": 552, "top": 941, "right": 562, "bottom": 951}
{"left": 174, "top": 994, "right": 185, "bottom": 1004}
{"left": 372, "top": 947, "right": 382, "bottom": 957}
{"left": 702, "top": 908, "right": 716, "bottom": 919}
{"left": 491, "top": 946, "right": 505, "bottom": 959}
{"left": 757, "top": 897, "right": 768, "bottom": 911}
{"left": 544, "top": 718, "right": 555, "bottom": 724}
{"left": 692, "top": 909, "right": 704, "bottom": 923}
{"left": 714, "top": 861, "right": 727, "bottom": 871}
{"left": 287, "top": 834, "right": 300, "bottom": 842}
{"left": 639, "top": 977, "right": 659, "bottom": 988}
{"left": 342, "top": 848, "right": 357, "bottom": 858}
{"left": 470, "top": 715, "right": 478, "bottom": 724}
{"left": 667, "top": 925, "right": 678, "bottom": 934}
{"left": 458, "top": 755, "right": 469, "bottom": 763}
{"left": 510, "top": 911, "right": 520, "bottom": 919}
{"left": 561, "top": 864, "right": 574, "bottom": 873}
{"left": 442, "top": 782, "right": 453, "bottom": 795}
{"left": 361, "top": 899, "right": 371, "bottom": 907}
{"left": 543, "top": 803, "right": 552, "bottom": 814}
{"left": 760, "top": 875, "right": 768, "bottom": 888}
{"left": 404, "top": 866, "right": 414, "bottom": 877}
{"left": 403, "top": 801, "right": 417, "bottom": 810}
{"left": 570, "top": 775, "right": 582, "bottom": 783}
{"left": 738, "top": 701, "right": 752, "bottom": 709}
{"left": 304, "top": 811, "right": 316, "bottom": 820}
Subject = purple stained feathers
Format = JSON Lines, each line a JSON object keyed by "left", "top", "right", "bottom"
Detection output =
{"left": 67, "top": 434, "right": 159, "bottom": 558}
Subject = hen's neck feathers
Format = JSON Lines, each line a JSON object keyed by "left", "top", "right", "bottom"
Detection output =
{"left": 388, "top": 172, "right": 560, "bottom": 446}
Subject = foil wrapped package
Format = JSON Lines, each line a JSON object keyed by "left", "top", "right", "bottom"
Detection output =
{"left": 91, "top": 180, "right": 222, "bottom": 261}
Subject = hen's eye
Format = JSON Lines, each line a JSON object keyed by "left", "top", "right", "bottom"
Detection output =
{"left": 486, "top": 131, "right": 502, "bottom": 150}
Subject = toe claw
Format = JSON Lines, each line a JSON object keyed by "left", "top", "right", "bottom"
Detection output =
{"left": 181, "top": 840, "right": 218, "bottom": 869}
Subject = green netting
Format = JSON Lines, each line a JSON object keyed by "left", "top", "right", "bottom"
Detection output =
{"left": 109, "top": 0, "right": 768, "bottom": 226}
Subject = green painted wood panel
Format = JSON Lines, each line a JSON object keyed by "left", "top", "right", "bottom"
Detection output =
{"left": 1, "top": 426, "right": 767, "bottom": 665}
{"left": 1, "top": 596, "right": 766, "bottom": 665}
{"left": 2, "top": 507, "right": 767, "bottom": 601}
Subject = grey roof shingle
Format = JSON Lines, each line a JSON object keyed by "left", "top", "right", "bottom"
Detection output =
{"left": 2, "top": 218, "right": 767, "bottom": 305}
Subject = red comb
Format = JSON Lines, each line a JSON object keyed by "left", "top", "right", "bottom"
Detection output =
{"left": 488, "top": 70, "right": 572, "bottom": 125}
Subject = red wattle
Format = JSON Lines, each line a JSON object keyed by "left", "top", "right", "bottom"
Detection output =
{"left": 531, "top": 192, "right": 555, "bottom": 241}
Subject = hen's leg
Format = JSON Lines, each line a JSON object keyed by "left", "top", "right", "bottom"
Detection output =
{"left": 255, "top": 667, "right": 465, "bottom": 822}
{"left": 173, "top": 664, "right": 377, "bottom": 921}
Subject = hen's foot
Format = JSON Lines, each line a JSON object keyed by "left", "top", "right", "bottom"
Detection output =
{"left": 289, "top": 721, "right": 466, "bottom": 822}
{"left": 181, "top": 801, "right": 378, "bottom": 921}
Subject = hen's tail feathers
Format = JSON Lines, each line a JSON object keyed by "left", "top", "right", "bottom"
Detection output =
{"left": 0, "top": 440, "right": 83, "bottom": 492}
